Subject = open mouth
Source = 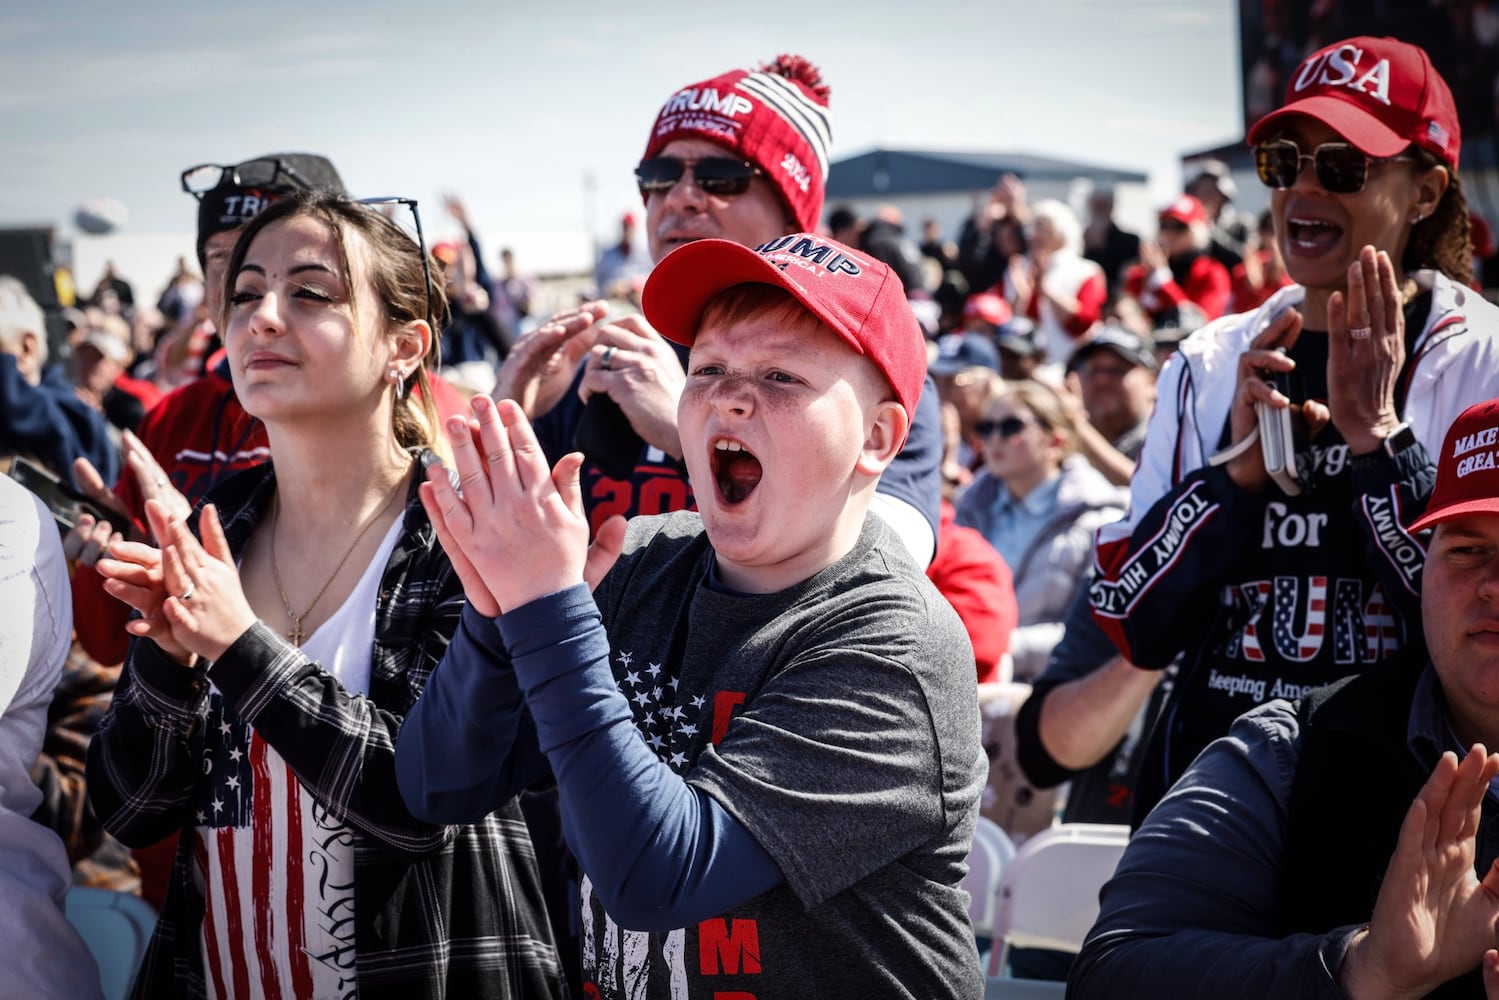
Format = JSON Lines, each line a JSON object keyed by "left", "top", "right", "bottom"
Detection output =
{"left": 1286, "top": 216, "right": 1344, "bottom": 255}
{"left": 712, "top": 438, "right": 762, "bottom": 506}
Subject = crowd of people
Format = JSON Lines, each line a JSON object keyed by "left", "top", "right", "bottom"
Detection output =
{"left": 3, "top": 30, "right": 1499, "bottom": 1000}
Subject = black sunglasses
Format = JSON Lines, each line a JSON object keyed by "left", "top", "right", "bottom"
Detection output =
{"left": 975, "top": 416, "right": 1031, "bottom": 440}
{"left": 359, "top": 196, "right": 435, "bottom": 333}
{"left": 180, "top": 157, "right": 316, "bottom": 199}
{"left": 1253, "top": 139, "right": 1414, "bottom": 195}
{"left": 635, "top": 156, "right": 764, "bottom": 197}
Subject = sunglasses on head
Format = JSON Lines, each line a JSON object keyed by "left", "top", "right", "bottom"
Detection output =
{"left": 635, "top": 156, "right": 764, "bottom": 197}
{"left": 1253, "top": 139, "right": 1415, "bottom": 195}
{"left": 358, "top": 196, "right": 435, "bottom": 335}
{"left": 181, "top": 157, "right": 315, "bottom": 199}
{"left": 975, "top": 416, "right": 1031, "bottom": 440}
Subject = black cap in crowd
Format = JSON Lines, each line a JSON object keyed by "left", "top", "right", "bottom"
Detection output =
{"left": 196, "top": 153, "right": 346, "bottom": 259}
{"left": 1068, "top": 324, "right": 1158, "bottom": 373}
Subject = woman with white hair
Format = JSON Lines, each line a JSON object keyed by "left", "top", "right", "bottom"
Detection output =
{"left": 1124, "top": 194, "right": 1232, "bottom": 330}
{"left": 1003, "top": 198, "right": 1107, "bottom": 375}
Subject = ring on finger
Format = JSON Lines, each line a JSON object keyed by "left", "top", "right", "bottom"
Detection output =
{"left": 179, "top": 580, "right": 196, "bottom": 602}
{"left": 1348, "top": 326, "right": 1373, "bottom": 341}
{"left": 600, "top": 346, "right": 617, "bottom": 371}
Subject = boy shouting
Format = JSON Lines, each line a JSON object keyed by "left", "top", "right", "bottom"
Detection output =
{"left": 398, "top": 234, "right": 985, "bottom": 999}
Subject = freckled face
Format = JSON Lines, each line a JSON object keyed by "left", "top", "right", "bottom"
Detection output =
{"left": 677, "top": 311, "right": 888, "bottom": 593}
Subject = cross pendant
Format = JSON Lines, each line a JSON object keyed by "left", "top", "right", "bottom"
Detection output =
{"left": 288, "top": 617, "right": 305, "bottom": 646}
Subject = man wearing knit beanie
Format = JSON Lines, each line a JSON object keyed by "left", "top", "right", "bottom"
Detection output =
{"left": 639, "top": 53, "right": 832, "bottom": 259}
{"left": 502, "top": 55, "right": 943, "bottom": 569}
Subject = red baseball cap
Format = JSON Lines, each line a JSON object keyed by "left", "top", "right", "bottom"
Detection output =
{"left": 1247, "top": 36, "right": 1460, "bottom": 168}
{"left": 1159, "top": 195, "right": 1209, "bottom": 228}
{"left": 642, "top": 233, "right": 926, "bottom": 420}
{"left": 962, "top": 292, "right": 1012, "bottom": 328}
{"left": 1410, "top": 398, "right": 1499, "bottom": 532}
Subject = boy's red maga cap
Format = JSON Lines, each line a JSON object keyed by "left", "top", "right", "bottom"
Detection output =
{"left": 642, "top": 233, "right": 927, "bottom": 420}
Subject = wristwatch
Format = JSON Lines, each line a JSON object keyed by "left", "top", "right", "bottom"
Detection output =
{"left": 1378, "top": 422, "right": 1417, "bottom": 458}
{"left": 1350, "top": 422, "right": 1417, "bottom": 469}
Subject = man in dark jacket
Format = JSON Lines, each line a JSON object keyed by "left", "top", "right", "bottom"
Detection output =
{"left": 0, "top": 275, "right": 118, "bottom": 489}
{"left": 1071, "top": 395, "right": 1499, "bottom": 999}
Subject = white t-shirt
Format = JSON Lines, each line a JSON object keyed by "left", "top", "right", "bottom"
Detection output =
{"left": 200, "top": 516, "right": 402, "bottom": 1000}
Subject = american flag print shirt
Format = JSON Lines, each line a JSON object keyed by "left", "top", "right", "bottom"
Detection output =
{"left": 195, "top": 694, "right": 358, "bottom": 1000}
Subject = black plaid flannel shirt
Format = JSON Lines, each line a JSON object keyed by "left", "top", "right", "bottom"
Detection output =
{"left": 87, "top": 454, "right": 568, "bottom": 999}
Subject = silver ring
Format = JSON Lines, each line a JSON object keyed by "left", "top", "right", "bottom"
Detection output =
{"left": 1348, "top": 326, "right": 1372, "bottom": 341}
{"left": 600, "top": 346, "right": 616, "bottom": 371}
{"left": 179, "top": 581, "right": 195, "bottom": 602}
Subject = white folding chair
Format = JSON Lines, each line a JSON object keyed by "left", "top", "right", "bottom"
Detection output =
{"left": 986, "top": 823, "right": 1129, "bottom": 978}
{"left": 964, "top": 815, "right": 1016, "bottom": 939}
{"left": 973, "top": 814, "right": 1017, "bottom": 871}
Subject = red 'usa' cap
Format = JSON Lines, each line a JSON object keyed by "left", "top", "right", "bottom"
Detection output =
{"left": 1247, "top": 36, "right": 1460, "bottom": 167}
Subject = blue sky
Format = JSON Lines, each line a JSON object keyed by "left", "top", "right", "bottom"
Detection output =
{"left": 0, "top": 0, "right": 1241, "bottom": 284}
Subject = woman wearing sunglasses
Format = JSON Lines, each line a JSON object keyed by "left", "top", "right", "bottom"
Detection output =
{"left": 86, "top": 191, "right": 566, "bottom": 999}
{"left": 956, "top": 381, "right": 1126, "bottom": 682}
{"left": 1086, "top": 35, "right": 1499, "bottom": 823}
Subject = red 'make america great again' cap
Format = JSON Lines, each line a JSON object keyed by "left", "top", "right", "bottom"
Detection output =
{"left": 641, "top": 234, "right": 927, "bottom": 421}
{"left": 1411, "top": 398, "right": 1499, "bottom": 532}
{"left": 1247, "top": 36, "right": 1460, "bottom": 168}
{"left": 641, "top": 55, "right": 832, "bottom": 234}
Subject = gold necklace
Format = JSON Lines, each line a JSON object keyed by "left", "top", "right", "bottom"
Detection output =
{"left": 269, "top": 476, "right": 406, "bottom": 646}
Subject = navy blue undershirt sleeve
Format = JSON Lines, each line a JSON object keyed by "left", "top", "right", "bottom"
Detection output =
{"left": 498, "top": 584, "right": 783, "bottom": 932}
{"left": 395, "top": 604, "right": 552, "bottom": 823}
